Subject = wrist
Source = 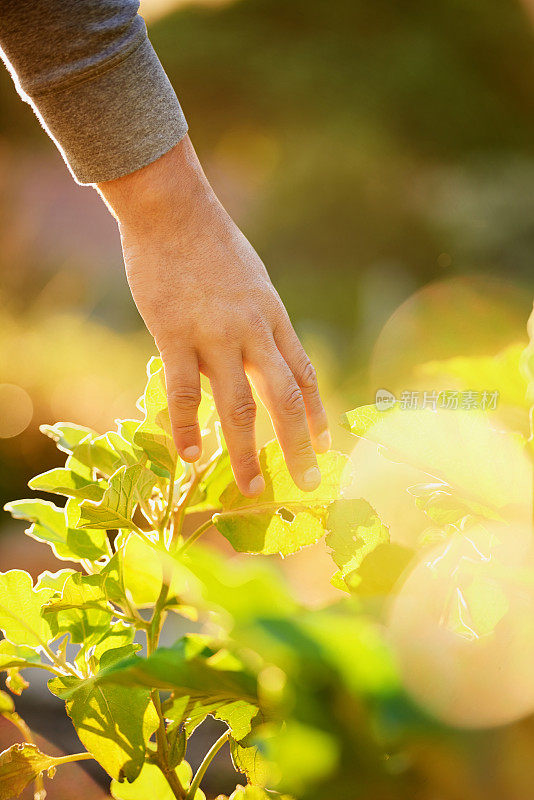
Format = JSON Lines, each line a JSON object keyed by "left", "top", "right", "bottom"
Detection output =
{"left": 97, "top": 135, "right": 214, "bottom": 233}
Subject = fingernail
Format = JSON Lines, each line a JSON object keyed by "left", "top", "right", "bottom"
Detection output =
{"left": 183, "top": 445, "right": 201, "bottom": 461}
{"left": 302, "top": 466, "right": 321, "bottom": 489}
{"left": 248, "top": 475, "right": 265, "bottom": 496}
{"left": 316, "top": 429, "right": 332, "bottom": 453}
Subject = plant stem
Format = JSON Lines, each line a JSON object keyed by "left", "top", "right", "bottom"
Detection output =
{"left": 160, "top": 463, "right": 178, "bottom": 542}
{"left": 176, "top": 518, "right": 214, "bottom": 555}
{"left": 172, "top": 465, "right": 202, "bottom": 546}
{"left": 42, "top": 643, "right": 79, "bottom": 678}
{"left": 186, "top": 731, "right": 230, "bottom": 800}
{"left": 146, "top": 584, "right": 185, "bottom": 799}
{"left": 50, "top": 752, "right": 95, "bottom": 766}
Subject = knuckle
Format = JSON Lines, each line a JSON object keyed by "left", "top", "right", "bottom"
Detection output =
{"left": 172, "top": 421, "right": 198, "bottom": 438}
{"left": 238, "top": 450, "right": 260, "bottom": 472}
{"left": 227, "top": 398, "right": 257, "bottom": 428}
{"left": 293, "top": 437, "right": 314, "bottom": 459}
{"left": 245, "top": 310, "right": 268, "bottom": 337}
{"left": 168, "top": 386, "right": 201, "bottom": 413}
{"left": 297, "top": 359, "right": 317, "bottom": 391}
{"left": 281, "top": 383, "right": 305, "bottom": 417}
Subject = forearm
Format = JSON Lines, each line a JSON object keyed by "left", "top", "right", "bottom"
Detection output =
{"left": 0, "top": 0, "right": 187, "bottom": 184}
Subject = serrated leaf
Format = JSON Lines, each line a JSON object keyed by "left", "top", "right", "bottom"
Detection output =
{"left": 0, "top": 743, "right": 59, "bottom": 800}
{"left": 77, "top": 465, "right": 156, "bottom": 529}
{"left": 43, "top": 572, "right": 112, "bottom": 645}
{"left": 214, "top": 442, "right": 350, "bottom": 556}
{"left": 48, "top": 675, "right": 158, "bottom": 782}
{"left": 29, "top": 467, "right": 106, "bottom": 502}
{"left": 0, "top": 571, "right": 53, "bottom": 647}
{"left": 5, "top": 498, "right": 109, "bottom": 562}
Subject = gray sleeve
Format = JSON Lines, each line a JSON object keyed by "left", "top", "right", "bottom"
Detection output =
{"left": 0, "top": 0, "right": 188, "bottom": 184}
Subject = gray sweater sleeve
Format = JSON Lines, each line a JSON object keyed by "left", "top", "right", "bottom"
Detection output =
{"left": 0, "top": 0, "right": 188, "bottom": 184}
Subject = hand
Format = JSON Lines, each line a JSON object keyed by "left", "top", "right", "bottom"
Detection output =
{"left": 98, "top": 136, "right": 331, "bottom": 498}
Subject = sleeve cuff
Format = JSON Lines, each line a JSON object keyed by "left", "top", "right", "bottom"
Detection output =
{"left": 29, "top": 37, "right": 188, "bottom": 185}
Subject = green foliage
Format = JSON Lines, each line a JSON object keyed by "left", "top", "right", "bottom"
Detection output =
{"left": 0, "top": 356, "right": 349, "bottom": 800}
{"left": 215, "top": 442, "right": 350, "bottom": 556}
{"left": 0, "top": 744, "right": 58, "bottom": 800}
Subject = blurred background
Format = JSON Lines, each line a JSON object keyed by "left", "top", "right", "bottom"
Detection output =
{"left": 1, "top": 0, "right": 534, "bottom": 797}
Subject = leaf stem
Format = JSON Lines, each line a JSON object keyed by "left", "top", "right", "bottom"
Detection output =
{"left": 175, "top": 518, "right": 214, "bottom": 555}
{"left": 160, "top": 463, "right": 178, "bottom": 543}
{"left": 50, "top": 752, "right": 95, "bottom": 766}
{"left": 186, "top": 731, "right": 230, "bottom": 800}
{"left": 146, "top": 583, "right": 186, "bottom": 799}
{"left": 42, "top": 644, "right": 79, "bottom": 678}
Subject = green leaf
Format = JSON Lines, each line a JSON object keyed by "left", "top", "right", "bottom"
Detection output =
{"left": 167, "top": 727, "right": 186, "bottom": 770}
{"left": 35, "top": 569, "right": 76, "bottom": 593}
{"left": 5, "top": 669, "right": 29, "bottom": 695}
{"left": 168, "top": 695, "right": 259, "bottom": 739}
{"left": 77, "top": 465, "right": 156, "bottom": 530}
{"left": 0, "top": 743, "right": 58, "bottom": 800}
{"left": 326, "top": 498, "right": 413, "bottom": 595}
{"left": 259, "top": 721, "right": 339, "bottom": 795}
{"left": 409, "top": 483, "right": 502, "bottom": 526}
{"left": 327, "top": 499, "right": 389, "bottom": 581}
{"left": 42, "top": 572, "right": 113, "bottom": 645}
{"left": 120, "top": 533, "right": 201, "bottom": 608}
{"left": 0, "top": 690, "right": 14, "bottom": 715}
{"left": 69, "top": 434, "right": 122, "bottom": 477}
{"left": 84, "top": 624, "right": 138, "bottom": 672}
{"left": 40, "top": 422, "right": 96, "bottom": 453}
{"left": 110, "top": 761, "right": 200, "bottom": 800}
{"left": 97, "top": 636, "right": 257, "bottom": 701}
{"left": 342, "top": 403, "right": 530, "bottom": 514}
{"left": 5, "top": 498, "right": 109, "bottom": 562}
{"left": 106, "top": 430, "right": 144, "bottom": 468}
{"left": 188, "top": 450, "right": 233, "bottom": 514}
{"left": 214, "top": 442, "right": 350, "bottom": 556}
{"left": 0, "top": 571, "right": 53, "bottom": 647}
{"left": 133, "top": 359, "right": 178, "bottom": 473}
{"left": 0, "top": 641, "right": 42, "bottom": 671}
{"left": 48, "top": 675, "right": 158, "bottom": 782}
{"left": 229, "top": 737, "right": 269, "bottom": 787}
{"left": 29, "top": 467, "right": 106, "bottom": 502}
{"left": 228, "top": 788, "right": 294, "bottom": 800}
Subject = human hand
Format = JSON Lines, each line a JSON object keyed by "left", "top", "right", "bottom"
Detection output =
{"left": 98, "top": 136, "right": 330, "bottom": 498}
